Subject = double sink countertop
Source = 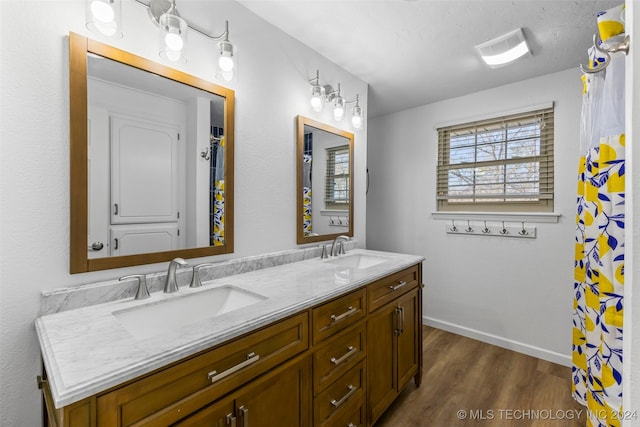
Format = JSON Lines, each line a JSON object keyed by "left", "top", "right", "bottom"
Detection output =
{"left": 36, "top": 249, "right": 424, "bottom": 408}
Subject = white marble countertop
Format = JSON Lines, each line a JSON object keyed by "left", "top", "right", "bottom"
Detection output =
{"left": 36, "top": 249, "right": 423, "bottom": 408}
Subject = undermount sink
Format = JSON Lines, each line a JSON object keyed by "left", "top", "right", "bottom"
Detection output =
{"left": 325, "top": 253, "right": 390, "bottom": 269}
{"left": 113, "top": 286, "right": 267, "bottom": 339}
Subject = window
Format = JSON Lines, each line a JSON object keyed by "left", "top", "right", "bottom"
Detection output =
{"left": 436, "top": 106, "right": 554, "bottom": 212}
{"left": 325, "top": 145, "right": 350, "bottom": 209}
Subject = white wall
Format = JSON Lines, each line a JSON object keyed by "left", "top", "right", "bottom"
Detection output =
{"left": 0, "top": 1, "right": 367, "bottom": 425}
{"left": 625, "top": 1, "right": 639, "bottom": 425}
{"left": 367, "top": 69, "right": 582, "bottom": 365}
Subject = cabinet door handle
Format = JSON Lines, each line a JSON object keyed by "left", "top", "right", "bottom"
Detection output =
{"left": 330, "top": 384, "right": 357, "bottom": 408}
{"left": 330, "top": 346, "right": 357, "bottom": 366}
{"left": 226, "top": 413, "right": 237, "bottom": 427}
{"left": 207, "top": 352, "right": 260, "bottom": 384}
{"left": 389, "top": 280, "right": 407, "bottom": 291}
{"left": 398, "top": 306, "right": 405, "bottom": 335}
{"left": 238, "top": 405, "right": 249, "bottom": 427}
{"left": 113, "top": 203, "right": 119, "bottom": 215}
{"left": 114, "top": 238, "right": 119, "bottom": 250}
{"left": 330, "top": 306, "right": 357, "bottom": 323}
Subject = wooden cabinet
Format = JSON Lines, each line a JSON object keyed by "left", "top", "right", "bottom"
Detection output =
{"left": 41, "top": 262, "right": 423, "bottom": 427}
{"left": 96, "top": 312, "right": 308, "bottom": 426}
{"left": 367, "top": 278, "right": 422, "bottom": 426}
{"left": 174, "top": 356, "right": 311, "bottom": 427}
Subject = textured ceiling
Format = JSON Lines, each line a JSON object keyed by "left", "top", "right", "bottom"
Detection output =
{"left": 180, "top": 0, "right": 622, "bottom": 118}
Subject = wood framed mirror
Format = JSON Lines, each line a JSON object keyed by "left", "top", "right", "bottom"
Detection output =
{"left": 296, "top": 116, "right": 354, "bottom": 245}
{"left": 69, "top": 32, "right": 235, "bottom": 273}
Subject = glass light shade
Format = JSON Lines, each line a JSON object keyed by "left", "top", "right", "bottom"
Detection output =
{"left": 351, "top": 104, "right": 363, "bottom": 129}
{"left": 86, "top": 0, "right": 122, "bottom": 38}
{"left": 159, "top": 12, "right": 188, "bottom": 63}
{"left": 310, "top": 85, "right": 325, "bottom": 112}
{"left": 333, "top": 96, "right": 346, "bottom": 121}
{"left": 216, "top": 41, "right": 236, "bottom": 82}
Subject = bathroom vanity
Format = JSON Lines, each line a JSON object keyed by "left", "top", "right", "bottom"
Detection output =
{"left": 37, "top": 249, "right": 424, "bottom": 426}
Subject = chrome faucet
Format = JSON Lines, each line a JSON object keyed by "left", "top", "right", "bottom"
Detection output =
{"left": 330, "top": 235, "right": 350, "bottom": 257}
{"left": 164, "top": 258, "right": 188, "bottom": 293}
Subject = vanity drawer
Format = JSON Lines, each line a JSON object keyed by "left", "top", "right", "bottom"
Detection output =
{"left": 314, "top": 360, "right": 366, "bottom": 427}
{"left": 367, "top": 265, "right": 419, "bottom": 313}
{"left": 313, "top": 289, "right": 366, "bottom": 344}
{"left": 96, "top": 312, "right": 309, "bottom": 427}
{"left": 313, "top": 323, "right": 366, "bottom": 395}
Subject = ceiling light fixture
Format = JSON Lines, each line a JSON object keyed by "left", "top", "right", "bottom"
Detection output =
{"left": 308, "top": 70, "right": 364, "bottom": 130}
{"left": 475, "top": 28, "right": 530, "bottom": 68}
{"left": 86, "top": 0, "right": 237, "bottom": 80}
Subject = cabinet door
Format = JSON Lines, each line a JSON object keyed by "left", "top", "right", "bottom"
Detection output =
{"left": 171, "top": 395, "right": 235, "bottom": 427}
{"left": 234, "top": 357, "right": 311, "bottom": 427}
{"left": 366, "top": 304, "right": 396, "bottom": 424}
{"left": 396, "top": 288, "right": 420, "bottom": 391}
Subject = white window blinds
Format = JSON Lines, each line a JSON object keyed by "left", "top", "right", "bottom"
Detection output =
{"left": 437, "top": 106, "right": 554, "bottom": 212}
{"left": 325, "top": 145, "right": 350, "bottom": 206}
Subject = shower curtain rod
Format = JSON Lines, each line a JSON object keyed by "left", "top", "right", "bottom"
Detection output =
{"left": 580, "top": 33, "right": 630, "bottom": 74}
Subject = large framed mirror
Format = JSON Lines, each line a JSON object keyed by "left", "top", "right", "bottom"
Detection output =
{"left": 296, "top": 116, "right": 354, "bottom": 244}
{"left": 70, "top": 33, "right": 234, "bottom": 273}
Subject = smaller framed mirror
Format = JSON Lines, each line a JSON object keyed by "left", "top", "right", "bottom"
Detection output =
{"left": 296, "top": 116, "right": 354, "bottom": 244}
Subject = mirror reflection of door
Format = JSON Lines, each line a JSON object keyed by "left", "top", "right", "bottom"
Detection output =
{"left": 86, "top": 54, "right": 224, "bottom": 258}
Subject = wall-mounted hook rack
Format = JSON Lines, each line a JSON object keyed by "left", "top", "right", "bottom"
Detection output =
{"left": 445, "top": 221, "right": 536, "bottom": 239}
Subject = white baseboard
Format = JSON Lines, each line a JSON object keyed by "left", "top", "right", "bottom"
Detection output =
{"left": 423, "top": 316, "right": 572, "bottom": 367}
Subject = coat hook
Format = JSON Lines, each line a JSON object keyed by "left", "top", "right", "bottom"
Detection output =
{"left": 499, "top": 222, "right": 509, "bottom": 235}
{"left": 449, "top": 220, "right": 458, "bottom": 232}
{"left": 519, "top": 222, "right": 529, "bottom": 236}
{"left": 465, "top": 220, "right": 473, "bottom": 233}
{"left": 482, "top": 221, "right": 490, "bottom": 234}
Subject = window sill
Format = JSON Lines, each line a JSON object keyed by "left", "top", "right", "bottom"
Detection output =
{"left": 431, "top": 211, "right": 561, "bottom": 223}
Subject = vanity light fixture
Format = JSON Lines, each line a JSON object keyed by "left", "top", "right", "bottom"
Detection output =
{"left": 86, "top": 0, "right": 123, "bottom": 39}
{"left": 309, "top": 70, "right": 364, "bottom": 130}
{"left": 86, "top": 0, "right": 237, "bottom": 79}
{"left": 475, "top": 28, "right": 530, "bottom": 68}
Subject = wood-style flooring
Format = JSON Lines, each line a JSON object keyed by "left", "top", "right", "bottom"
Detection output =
{"left": 375, "top": 326, "right": 586, "bottom": 426}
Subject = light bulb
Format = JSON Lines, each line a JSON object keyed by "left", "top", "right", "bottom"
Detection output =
{"left": 310, "top": 85, "right": 325, "bottom": 112}
{"left": 333, "top": 97, "right": 345, "bottom": 121}
{"left": 351, "top": 104, "right": 363, "bottom": 129}
{"left": 86, "top": 0, "right": 122, "bottom": 38}
{"left": 165, "top": 33, "right": 184, "bottom": 51}
{"left": 90, "top": 0, "right": 114, "bottom": 23}
{"left": 218, "top": 55, "right": 234, "bottom": 72}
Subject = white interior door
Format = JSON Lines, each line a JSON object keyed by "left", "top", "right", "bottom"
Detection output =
{"left": 110, "top": 224, "right": 178, "bottom": 256}
{"left": 111, "top": 115, "right": 179, "bottom": 224}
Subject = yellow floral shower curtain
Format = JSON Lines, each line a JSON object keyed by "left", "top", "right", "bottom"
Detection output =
{"left": 572, "top": 6, "right": 625, "bottom": 426}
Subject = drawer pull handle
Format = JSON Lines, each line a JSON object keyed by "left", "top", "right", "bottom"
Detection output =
{"left": 330, "top": 384, "right": 357, "bottom": 408}
{"left": 330, "top": 306, "right": 357, "bottom": 323}
{"left": 389, "top": 280, "right": 407, "bottom": 291}
{"left": 238, "top": 405, "right": 249, "bottom": 427}
{"left": 330, "top": 346, "right": 357, "bottom": 366}
{"left": 207, "top": 352, "right": 260, "bottom": 384}
{"left": 226, "top": 413, "right": 237, "bottom": 427}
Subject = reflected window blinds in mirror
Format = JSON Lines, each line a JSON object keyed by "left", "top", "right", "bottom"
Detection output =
{"left": 296, "top": 116, "right": 354, "bottom": 245}
{"left": 70, "top": 33, "right": 235, "bottom": 273}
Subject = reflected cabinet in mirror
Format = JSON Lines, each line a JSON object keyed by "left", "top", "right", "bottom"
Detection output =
{"left": 70, "top": 32, "right": 235, "bottom": 273}
{"left": 296, "top": 116, "right": 354, "bottom": 244}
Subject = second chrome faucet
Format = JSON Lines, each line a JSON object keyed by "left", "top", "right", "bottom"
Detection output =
{"left": 164, "top": 258, "right": 189, "bottom": 293}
